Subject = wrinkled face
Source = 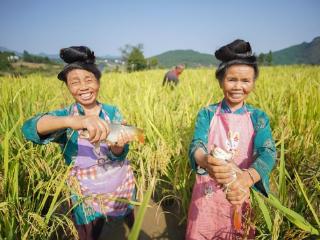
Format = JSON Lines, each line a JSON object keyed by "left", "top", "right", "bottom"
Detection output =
{"left": 220, "top": 64, "right": 255, "bottom": 109}
{"left": 66, "top": 69, "right": 100, "bottom": 107}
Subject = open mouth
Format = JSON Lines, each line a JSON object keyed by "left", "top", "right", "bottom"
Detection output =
{"left": 79, "top": 92, "right": 93, "bottom": 100}
{"left": 229, "top": 93, "right": 243, "bottom": 99}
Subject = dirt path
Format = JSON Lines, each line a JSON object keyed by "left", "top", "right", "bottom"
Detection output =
{"left": 99, "top": 199, "right": 186, "bottom": 240}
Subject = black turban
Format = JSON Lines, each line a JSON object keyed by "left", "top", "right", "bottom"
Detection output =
{"left": 215, "top": 39, "right": 258, "bottom": 80}
{"left": 57, "top": 46, "right": 101, "bottom": 82}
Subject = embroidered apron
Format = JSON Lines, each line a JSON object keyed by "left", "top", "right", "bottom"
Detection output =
{"left": 186, "top": 102, "right": 255, "bottom": 240}
{"left": 67, "top": 105, "right": 135, "bottom": 224}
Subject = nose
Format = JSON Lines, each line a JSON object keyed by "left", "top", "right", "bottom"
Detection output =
{"left": 233, "top": 80, "right": 242, "bottom": 89}
{"left": 80, "top": 81, "right": 89, "bottom": 90}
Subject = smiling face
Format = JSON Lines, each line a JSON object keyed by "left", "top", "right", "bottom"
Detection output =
{"left": 220, "top": 64, "right": 255, "bottom": 111}
{"left": 66, "top": 69, "right": 100, "bottom": 108}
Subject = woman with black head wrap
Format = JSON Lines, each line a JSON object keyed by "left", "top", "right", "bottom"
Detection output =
{"left": 186, "top": 40, "right": 276, "bottom": 239}
{"left": 22, "top": 46, "right": 136, "bottom": 240}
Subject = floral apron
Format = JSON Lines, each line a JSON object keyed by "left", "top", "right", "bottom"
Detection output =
{"left": 186, "top": 102, "right": 255, "bottom": 239}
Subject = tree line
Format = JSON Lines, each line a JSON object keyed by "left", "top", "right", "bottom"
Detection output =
{"left": 120, "top": 44, "right": 158, "bottom": 72}
{"left": 0, "top": 50, "right": 60, "bottom": 72}
{"left": 119, "top": 45, "right": 273, "bottom": 72}
{"left": 0, "top": 52, "right": 14, "bottom": 71}
{"left": 1, "top": 46, "right": 273, "bottom": 73}
{"left": 22, "top": 51, "right": 53, "bottom": 64}
{"left": 258, "top": 51, "right": 273, "bottom": 66}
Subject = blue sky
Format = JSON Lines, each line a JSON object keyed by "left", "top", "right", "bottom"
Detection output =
{"left": 0, "top": 0, "right": 319, "bottom": 57}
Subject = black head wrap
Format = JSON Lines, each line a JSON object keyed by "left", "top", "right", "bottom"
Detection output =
{"left": 214, "top": 39, "right": 258, "bottom": 81}
{"left": 57, "top": 46, "right": 101, "bottom": 82}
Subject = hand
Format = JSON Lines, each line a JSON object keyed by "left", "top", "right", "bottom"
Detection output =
{"left": 204, "top": 155, "right": 236, "bottom": 185}
{"left": 78, "top": 115, "right": 110, "bottom": 144}
{"left": 226, "top": 171, "right": 252, "bottom": 205}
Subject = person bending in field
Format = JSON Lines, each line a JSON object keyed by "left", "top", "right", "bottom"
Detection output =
{"left": 22, "top": 46, "right": 135, "bottom": 240}
{"left": 186, "top": 39, "right": 276, "bottom": 239}
{"left": 162, "top": 64, "right": 185, "bottom": 87}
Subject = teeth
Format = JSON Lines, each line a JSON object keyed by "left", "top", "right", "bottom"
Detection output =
{"left": 80, "top": 93, "right": 92, "bottom": 100}
{"left": 230, "top": 93, "right": 242, "bottom": 98}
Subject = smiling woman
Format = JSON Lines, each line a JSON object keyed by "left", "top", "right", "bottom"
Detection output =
{"left": 186, "top": 39, "right": 276, "bottom": 240}
{"left": 66, "top": 69, "right": 100, "bottom": 108}
{"left": 220, "top": 65, "right": 255, "bottom": 111}
{"left": 21, "top": 46, "right": 136, "bottom": 240}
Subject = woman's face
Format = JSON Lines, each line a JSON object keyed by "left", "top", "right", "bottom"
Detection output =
{"left": 220, "top": 64, "right": 255, "bottom": 110}
{"left": 66, "top": 69, "right": 100, "bottom": 108}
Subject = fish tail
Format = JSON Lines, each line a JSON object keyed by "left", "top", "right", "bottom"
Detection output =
{"left": 136, "top": 131, "right": 145, "bottom": 144}
{"left": 233, "top": 206, "right": 242, "bottom": 230}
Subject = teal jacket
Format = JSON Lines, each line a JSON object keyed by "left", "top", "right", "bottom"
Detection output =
{"left": 22, "top": 102, "right": 129, "bottom": 165}
{"left": 22, "top": 102, "right": 130, "bottom": 224}
{"left": 189, "top": 100, "right": 276, "bottom": 197}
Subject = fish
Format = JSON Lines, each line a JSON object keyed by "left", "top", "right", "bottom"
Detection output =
{"left": 79, "top": 123, "right": 145, "bottom": 144}
{"left": 210, "top": 147, "right": 242, "bottom": 231}
{"left": 210, "top": 147, "right": 237, "bottom": 188}
{"left": 210, "top": 147, "right": 233, "bottom": 162}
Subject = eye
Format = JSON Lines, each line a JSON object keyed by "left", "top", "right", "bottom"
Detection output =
{"left": 71, "top": 81, "right": 80, "bottom": 85}
{"left": 242, "top": 78, "right": 253, "bottom": 83}
{"left": 228, "top": 78, "right": 237, "bottom": 82}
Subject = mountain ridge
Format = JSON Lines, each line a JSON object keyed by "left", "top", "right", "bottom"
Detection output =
{"left": 1, "top": 36, "right": 319, "bottom": 66}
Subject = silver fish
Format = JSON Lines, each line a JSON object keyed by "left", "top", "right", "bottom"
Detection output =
{"left": 79, "top": 123, "right": 145, "bottom": 144}
{"left": 210, "top": 147, "right": 243, "bottom": 231}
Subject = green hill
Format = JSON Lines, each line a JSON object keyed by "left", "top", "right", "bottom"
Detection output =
{"left": 153, "top": 37, "right": 320, "bottom": 67}
{"left": 2, "top": 36, "right": 319, "bottom": 69}
{"left": 152, "top": 49, "right": 218, "bottom": 68}
{"left": 272, "top": 36, "right": 320, "bottom": 65}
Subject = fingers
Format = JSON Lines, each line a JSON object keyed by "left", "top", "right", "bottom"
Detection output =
{"left": 82, "top": 116, "right": 110, "bottom": 144}
{"left": 97, "top": 120, "right": 110, "bottom": 142}
{"left": 206, "top": 156, "right": 233, "bottom": 174}
{"left": 207, "top": 155, "right": 228, "bottom": 166}
{"left": 213, "top": 172, "right": 234, "bottom": 179}
{"left": 89, "top": 127, "right": 101, "bottom": 143}
{"left": 227, "top": 189, "right": 250, "bottom": 205}
{"left": 207, "top": 169, "right": 235, "bottom": 184}
{"left": 86, "top": 126, "right": 97, "bottom": 142}
{"left": 226, "top": 178, "right": 250, "bottom": 205}
{"left": 227, "top": 187, "right": 246, "bottom": 198}
{"left": 90, "top": 121, "right": 105, "bottom": 143}
{"left": 205, "top": 158, "right": 235, "bottom": 184}
{"left": 101, "top": 120, "right": 110, "bottom": 135}
{"left": 210, "top": 164, "right": 233, "bottom": 174}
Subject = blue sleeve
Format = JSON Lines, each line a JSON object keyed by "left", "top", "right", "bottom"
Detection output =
{"left": 250, "top": 110, "right": 276, "bottom": 197}
{"left": 188, "top": 107, "right": 212, "bottom": 171}
{"left": 106, "top": 106, "right": 129, "bottom": 161}
{"left": 112, "top": 106, "right": 124, "bottom": 123}
{"left": 21, "top": 108, "right": 69, "bottom": 145}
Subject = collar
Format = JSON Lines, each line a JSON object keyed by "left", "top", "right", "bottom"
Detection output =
{"left": 221, "top": 99, "right": 247, "bottom": 114}
{"left": 75, "top": 101, "right": 104, "bottom": 117}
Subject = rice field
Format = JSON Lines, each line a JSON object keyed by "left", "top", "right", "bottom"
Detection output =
{"left": 0, "top": 66, "right": 319, "bottom": 239}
